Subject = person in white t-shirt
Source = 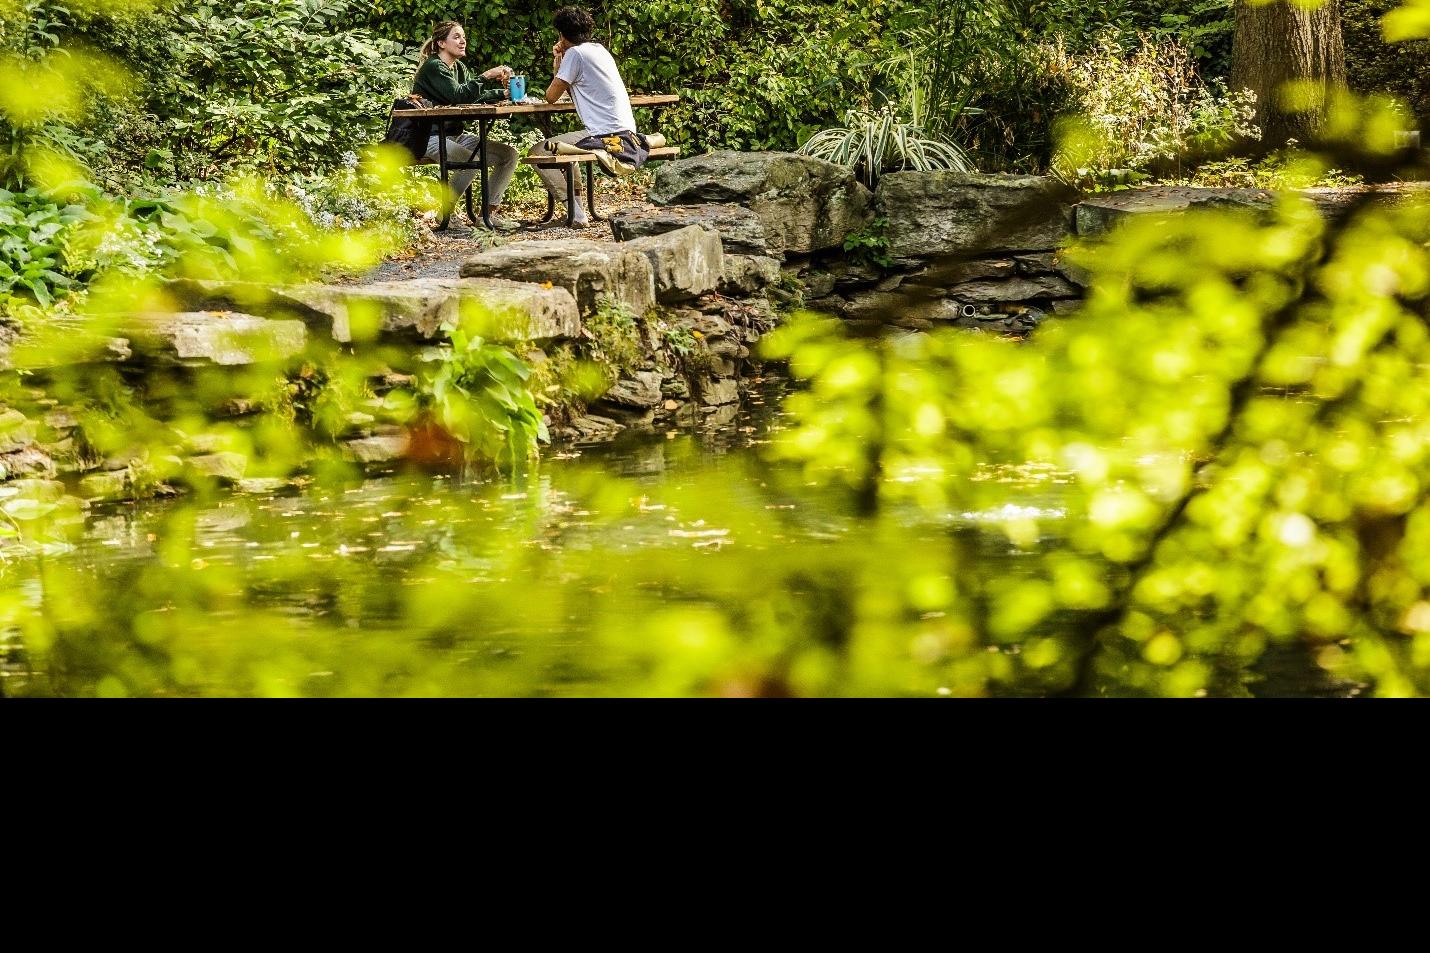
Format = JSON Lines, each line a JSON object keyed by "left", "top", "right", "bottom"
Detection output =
{"left": 530, "top": 6, "right": 638, "bottom": 227}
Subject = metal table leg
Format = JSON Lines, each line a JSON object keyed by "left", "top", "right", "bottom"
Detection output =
{"left": 437, "top": 132, "right": 452, "bottom": 231}
{"left": 477, "top": 118, "right": 493, "bottom": 230}
{"left": 584, "top": 163, "right": 605, "bottom": 222}
{"left": 534, "top": 117, "right": 557, "bottom": 227}
{"left": 564, "top": 165, "right": 577, "bottom": 226}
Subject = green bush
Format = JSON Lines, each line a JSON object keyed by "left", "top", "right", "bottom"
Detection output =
{"left": 842, "top": 216, "right": 894, "bottom": 270}
{"left": 427, "top": 321, "right": 547, "bottom": 471}
{"left": 136, "top": 0, "right": 412, "bottom": 179}
{"left": 584, "top": 295, "right": 643, "bottom": 379}
{"left": 0, "top": 186, "right": 90, "bottom": 307}
{"left": 1047, "top": 0, "right": 1235, "bottom": 72}
{"left": 1052, "top": 32, "right": 1258, "bottom": 187}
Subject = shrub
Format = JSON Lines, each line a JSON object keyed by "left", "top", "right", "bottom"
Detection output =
{"left": 141, "top": 0, "right": 412, "bottom": 179}
{"left": 0, "top": 186, "right": 91, "bottom": 307}
{"left": 584, "top": 296, "right": 643, "bottom": 380}
{"left": 1052, "top": 32, "right": 1259, "bottom": 187}
{"left": 1187, "top": 147, "right": 1364, "bottom": 190}
{"left": 842, "top": 217, "right": 895, "bottom": 270}
{"left": 1047, "top": 0, "right": 1235, "bottom": 72}
{"left": 426, "top": 322, "right": 547, "bottom": 470}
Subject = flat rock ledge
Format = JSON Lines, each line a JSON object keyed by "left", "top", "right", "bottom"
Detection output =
{"left": 121, "top": 312, "right": 308, "bottom": 366}
{"left": 1072, "top": 183, "right": 1430, "bottom": 238}
{"left": 461, "top": 227, "right": 726, "bottom": 314}
{"left": 608, "top": 206, "right": 778, "bottom": 296}
{"left": 2, "top": 311, "right": 306, "bottom": 370}
{"left": 165, "top": 277, "right": 579, "bottom": 344}
{"left": 460, "top": 238, "right": 656, "bottom": 317}
{"left": 1073, "top": 186, "right": 1277, "bottom": 238}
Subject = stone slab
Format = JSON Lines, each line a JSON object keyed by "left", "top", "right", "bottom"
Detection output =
{"left": 120, "top": 312, "right": 307, "bottom": 366}
{"left": 460, "top": 238, "right": 656, "bottom": 317}
{"left": 877, "top": 171, "right": 1076, "bottom": 258}
{"left": 719, "top": 254, "right": 781, "bottom": 296}
{"left": 649, "top": 151, "right": 873, "bottom": 255}
{"left": 947, "top": 275, "right": 1080, "bottom": 303}
{"left": 620, "top": 225, "right": 724, "bottom": 303}
{"left": 600, "top": 370, "right": 665, "bottom": 410}
{"left": 167, "top": 278, "right": 579, "bottom": 344}
{"left": 1074, "top": 186, "right": 1278, "bottom": 238}
{"left": 610, "top": 204, "right": 772, "bottom": 257}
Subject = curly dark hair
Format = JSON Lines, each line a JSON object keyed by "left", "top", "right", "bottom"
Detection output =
{"left": 553, "top": 6, "right": 595, "bottom": 45}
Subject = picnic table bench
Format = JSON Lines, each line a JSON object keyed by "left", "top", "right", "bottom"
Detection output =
{"left": 401, "top": 93, "right": 681, "bottom": 230}
{"left": 522, "top": 144, "right": 681, "bottom": 226}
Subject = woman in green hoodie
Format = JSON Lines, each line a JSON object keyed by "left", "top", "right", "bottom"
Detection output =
{"left": 413, "top": 20, "right": 519, "bottom": 230}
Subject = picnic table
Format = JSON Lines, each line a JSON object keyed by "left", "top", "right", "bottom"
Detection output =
{"left": 402, "top": 93, "right": 680, "bottom": 230}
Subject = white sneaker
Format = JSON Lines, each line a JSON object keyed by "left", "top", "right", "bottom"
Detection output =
{"left": 569, "top": 209, "right": 592, "bottom": 229}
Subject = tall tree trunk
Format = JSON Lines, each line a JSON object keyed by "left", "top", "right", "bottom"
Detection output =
{"left": 1231, "top": 0, "right": 1346, "bottom": 149}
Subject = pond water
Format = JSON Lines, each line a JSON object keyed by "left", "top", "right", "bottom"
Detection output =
{"left": 0, "top": 375, "right": 1358, "bottom": 698}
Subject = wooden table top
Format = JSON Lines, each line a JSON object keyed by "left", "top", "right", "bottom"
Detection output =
{"left": 402, "top": 93, "right": 679, "bottom": 119}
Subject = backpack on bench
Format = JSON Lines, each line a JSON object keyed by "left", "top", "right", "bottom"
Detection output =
{"left": 382, "top": 96, "right": 434, "bottom": 164}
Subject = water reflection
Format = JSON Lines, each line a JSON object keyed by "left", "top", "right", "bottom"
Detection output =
{"left": 0, "top": 376, "right": 1357, "bottom": 697}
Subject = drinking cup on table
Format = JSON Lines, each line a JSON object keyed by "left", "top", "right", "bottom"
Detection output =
{"left": 508, "top": 75, "right": 526, "bottom": 102}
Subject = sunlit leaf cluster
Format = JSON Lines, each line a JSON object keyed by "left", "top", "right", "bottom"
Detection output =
{"left": 763, "top": 184, "right": 1430, "bottom": 695}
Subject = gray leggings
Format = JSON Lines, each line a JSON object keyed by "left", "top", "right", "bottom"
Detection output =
{"left": 425, "top": 134, "right": 517, "bottom": 206}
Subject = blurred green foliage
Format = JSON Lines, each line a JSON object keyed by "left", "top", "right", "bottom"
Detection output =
{"left": 0, "top": 155, "right": 438, "bottom": 316}
{"left": 1346, "top": 0, "right": 1430, "bottom": 128}
{"left": 761, "top": 180, "right": 1430, "bottom": 695}
{"left": 5, "top": 163, "right": 1428, "bottom": 695}
{"left": 1, "top": 0, "right": 1429, "bottom": 697}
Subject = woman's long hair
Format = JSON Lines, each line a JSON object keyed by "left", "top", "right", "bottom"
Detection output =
{"left": 418, "top": 20, "right": 462, "bottom": 69}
